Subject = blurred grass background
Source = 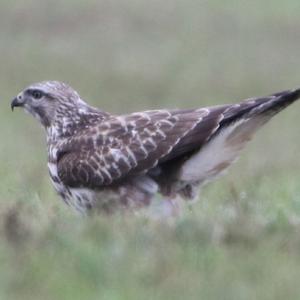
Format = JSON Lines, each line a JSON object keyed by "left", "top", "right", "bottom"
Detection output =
{"left": 1, "top": 1, "right": 300, "bottom": 299}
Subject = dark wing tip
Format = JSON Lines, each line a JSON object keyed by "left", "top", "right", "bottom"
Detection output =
{"left": 263, "top": 87, "right": 300, "bottom": 114}
{"left": 221, "top": 87, "right": 300, "bottom": 126}
{"left": 271, "top": 88, "right": 300, "bottom": 101}
{"left": 286, "top": 87, "right": 300, "bottom": 100}
{"left": 271, "top": 88, "right": 300, "bottom": 97}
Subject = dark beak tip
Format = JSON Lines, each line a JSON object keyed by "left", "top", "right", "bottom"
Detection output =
{"left": 11, "top": 97, "right": 20, "bottom": 112}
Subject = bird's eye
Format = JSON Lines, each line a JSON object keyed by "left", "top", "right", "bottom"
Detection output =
{"left": 32, "top": 90, "right": 43, "bottom": 99}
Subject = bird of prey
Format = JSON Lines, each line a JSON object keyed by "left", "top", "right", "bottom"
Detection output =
{"left": 11, "top": 81, "right": 300, "bottom": 214}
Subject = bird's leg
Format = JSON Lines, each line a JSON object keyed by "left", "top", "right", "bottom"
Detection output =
{"left": 155, "top": 195, "right": 183, "bottom": 218}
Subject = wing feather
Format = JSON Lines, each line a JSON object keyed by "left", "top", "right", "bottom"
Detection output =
{"left": 57, "top": 109, "right": 209, "bottom": 187}
{"left": 57, "top": 88, "right": 300, "bottom": 189}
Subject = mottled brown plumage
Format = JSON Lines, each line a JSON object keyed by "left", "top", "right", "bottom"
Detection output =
{"left": 11, "top": 81, "right": 300, "bottom": 213}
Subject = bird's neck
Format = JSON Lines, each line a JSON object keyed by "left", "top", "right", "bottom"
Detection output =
{"left": 46, "top": 105, "right": 109, "bottom": 143}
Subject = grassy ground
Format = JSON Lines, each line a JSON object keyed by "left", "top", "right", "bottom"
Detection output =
{"left": 1, "top": 1, "right": 300, "bottom": 299}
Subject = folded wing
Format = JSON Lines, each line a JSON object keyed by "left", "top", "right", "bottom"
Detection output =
{"left": 57, "top": 88, "right": 300, "bottom": 190}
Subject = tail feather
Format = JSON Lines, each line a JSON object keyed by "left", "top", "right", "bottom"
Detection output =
{"left": 177, "top": 88, "right": 300, "bottom": 187}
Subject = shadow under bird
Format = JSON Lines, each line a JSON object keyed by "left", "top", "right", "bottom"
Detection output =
{"left": 11, "top": 82, "right": 300, "bottom": 214}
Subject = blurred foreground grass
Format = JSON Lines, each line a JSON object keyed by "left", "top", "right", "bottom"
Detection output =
{"left": 1, "top": 1, "right": 300, "bottom": 299}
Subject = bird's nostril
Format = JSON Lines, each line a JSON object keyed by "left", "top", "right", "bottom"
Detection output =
{"left": 11, "top": 97, "right": 23, "bottom": 111}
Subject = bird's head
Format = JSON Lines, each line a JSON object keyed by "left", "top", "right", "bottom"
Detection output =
{"left": 11, "top": 81, "right": 88, "bottom": 128}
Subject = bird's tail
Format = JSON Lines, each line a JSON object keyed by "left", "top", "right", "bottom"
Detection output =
{"left": 178, "top": 88, "right": 300, "bottom": 186}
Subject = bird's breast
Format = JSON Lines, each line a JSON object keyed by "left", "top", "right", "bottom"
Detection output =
{"left": 47, "top": 161, "right": 96, "bottom": 213}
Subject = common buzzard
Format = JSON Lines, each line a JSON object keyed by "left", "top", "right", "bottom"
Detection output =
{"left": 11, "top": 81, "right": 300, "bottom": 214}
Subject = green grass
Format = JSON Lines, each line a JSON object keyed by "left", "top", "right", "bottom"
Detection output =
{"left": 1, "top": 1, "right": 300, "bottom": 299}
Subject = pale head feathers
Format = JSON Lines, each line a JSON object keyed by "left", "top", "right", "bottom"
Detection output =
{"left": 14, "top": 81, "right": 107, "bottom": 137}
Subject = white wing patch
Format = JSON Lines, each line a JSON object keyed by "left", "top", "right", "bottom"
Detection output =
{"left": 179, "top": 116, "right": 267, "bottom": 183}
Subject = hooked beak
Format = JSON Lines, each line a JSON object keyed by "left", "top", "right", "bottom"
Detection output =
{"left": 11, "top": 97, "right": 24, "bottom": 111}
